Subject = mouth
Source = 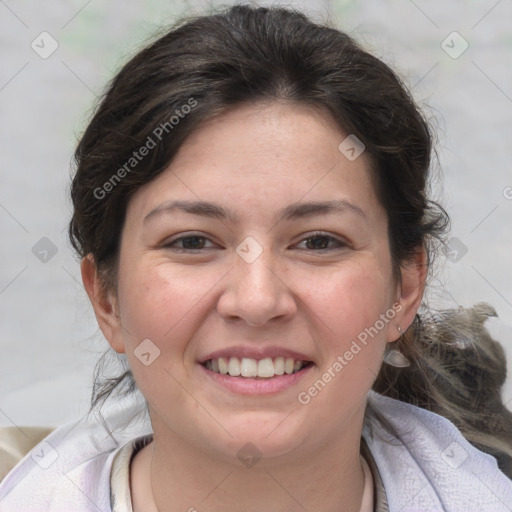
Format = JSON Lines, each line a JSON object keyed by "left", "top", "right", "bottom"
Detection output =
{"left": 201, "top": 356, "right": 313, "bottom": 379}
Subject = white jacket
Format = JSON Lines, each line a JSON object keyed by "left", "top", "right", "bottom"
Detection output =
{"left": 1, "top": 390, "right": 511, "bottom": 511}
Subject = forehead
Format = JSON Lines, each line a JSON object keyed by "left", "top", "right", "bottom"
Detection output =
{"left": 175, "top": 100, "right": 354, "bottom": 168}
{"left": 126, "top": 101, "right": 383, "bottom": 226}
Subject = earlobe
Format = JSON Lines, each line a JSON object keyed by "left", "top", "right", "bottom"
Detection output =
{"left": 390, "top": 246, "right": 428, "bottom": 342}
{"left": 80, "top": 254, "right": 125, "bottom": 354}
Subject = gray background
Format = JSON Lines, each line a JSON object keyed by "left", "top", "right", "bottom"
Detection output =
{"left": 1, "top": 0, "right": 511, "bottom": 427}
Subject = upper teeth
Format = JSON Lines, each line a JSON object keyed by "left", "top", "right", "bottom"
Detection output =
{"left": 204, "top": 357, "right": 307, "bottom": 378}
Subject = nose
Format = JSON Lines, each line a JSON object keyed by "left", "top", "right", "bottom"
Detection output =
{"left": 216, "top": 247, "right": 297, "bottom": 327}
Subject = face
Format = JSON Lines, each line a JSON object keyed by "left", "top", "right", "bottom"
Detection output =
{"left": 86, "top": 101, "right": 420, "bottom": 466}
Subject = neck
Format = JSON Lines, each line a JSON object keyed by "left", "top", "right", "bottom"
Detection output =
{"left": 131, "top": 410, "right": 368, "bottom": 512}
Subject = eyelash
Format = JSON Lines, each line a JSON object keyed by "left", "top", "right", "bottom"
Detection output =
{"left": 162, "top": 232, "right": 348, "bottom": 252}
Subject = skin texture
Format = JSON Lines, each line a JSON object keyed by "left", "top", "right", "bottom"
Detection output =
{"left": 81, "top": 101, "right": 426, "bottom": 512}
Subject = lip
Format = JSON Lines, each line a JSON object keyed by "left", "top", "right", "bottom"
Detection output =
{"left": 198, "top": 361, "right": 314, "bottom": 395}
{"left": 198, "top": 346, "right": 313, "bottom": 364}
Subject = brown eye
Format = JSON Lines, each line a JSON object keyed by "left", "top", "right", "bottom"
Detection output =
{"left": 295, "top": 233, "right": 347, "bottom": 251}
{"left": 163, "top": 234, "right": 216, "bottom": 251}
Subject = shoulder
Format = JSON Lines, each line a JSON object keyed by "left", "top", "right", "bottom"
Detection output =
{"left": 0, "top": 398, "right": 151, "bottom": 511}
{"left": 363, "top": 390, "right": 512, "bottom": 512}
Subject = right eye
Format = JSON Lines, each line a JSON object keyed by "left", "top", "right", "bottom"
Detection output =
{"left": 162, "top": 234, "right": 218, "bottom": 252}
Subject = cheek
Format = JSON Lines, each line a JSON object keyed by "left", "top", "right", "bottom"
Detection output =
{"left": 306, "top": 260, "right": 394, "bottom": 339}
{"left": 115, "top": 262, "right": 219, "bottom": 410}
{"left": 117, "top": 262, "right": 216, "bottom": 348}
{"left": 294, "top": 267, "right": 393, "bottom": 422}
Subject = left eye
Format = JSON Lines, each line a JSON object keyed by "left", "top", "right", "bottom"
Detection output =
{"left": 294, "top": 234, "right": 346, "bottom": 251}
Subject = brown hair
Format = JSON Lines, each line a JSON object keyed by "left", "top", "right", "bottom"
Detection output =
{"left": 68, "top": 4, "right": 512, "bottom": 477}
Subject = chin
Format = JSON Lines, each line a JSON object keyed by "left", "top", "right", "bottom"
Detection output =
{"left": 206, "top": 416, "right": 310, "bottom": 466}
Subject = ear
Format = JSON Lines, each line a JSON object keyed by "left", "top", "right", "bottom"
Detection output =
{"left": 388, "top": 245, "right": 428, "bottom": 342}
{"left": 80, "top": 254, "right": 126, "bottom": 354}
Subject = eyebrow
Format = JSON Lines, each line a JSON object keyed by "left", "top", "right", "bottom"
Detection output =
{"left": 143, "top": 199, "right": 367, "bottom": 225}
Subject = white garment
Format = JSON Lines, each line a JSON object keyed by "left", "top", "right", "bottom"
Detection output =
{"left": 110, "top": 434, "right": 152, "bottom": 512}
{"left": 0, "top": 390, "right": 511, "bottom": 511}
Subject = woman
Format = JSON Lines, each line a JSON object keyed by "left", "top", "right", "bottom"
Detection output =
{"left": 1, "top": 4, "right": 511, "bottom": 511}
